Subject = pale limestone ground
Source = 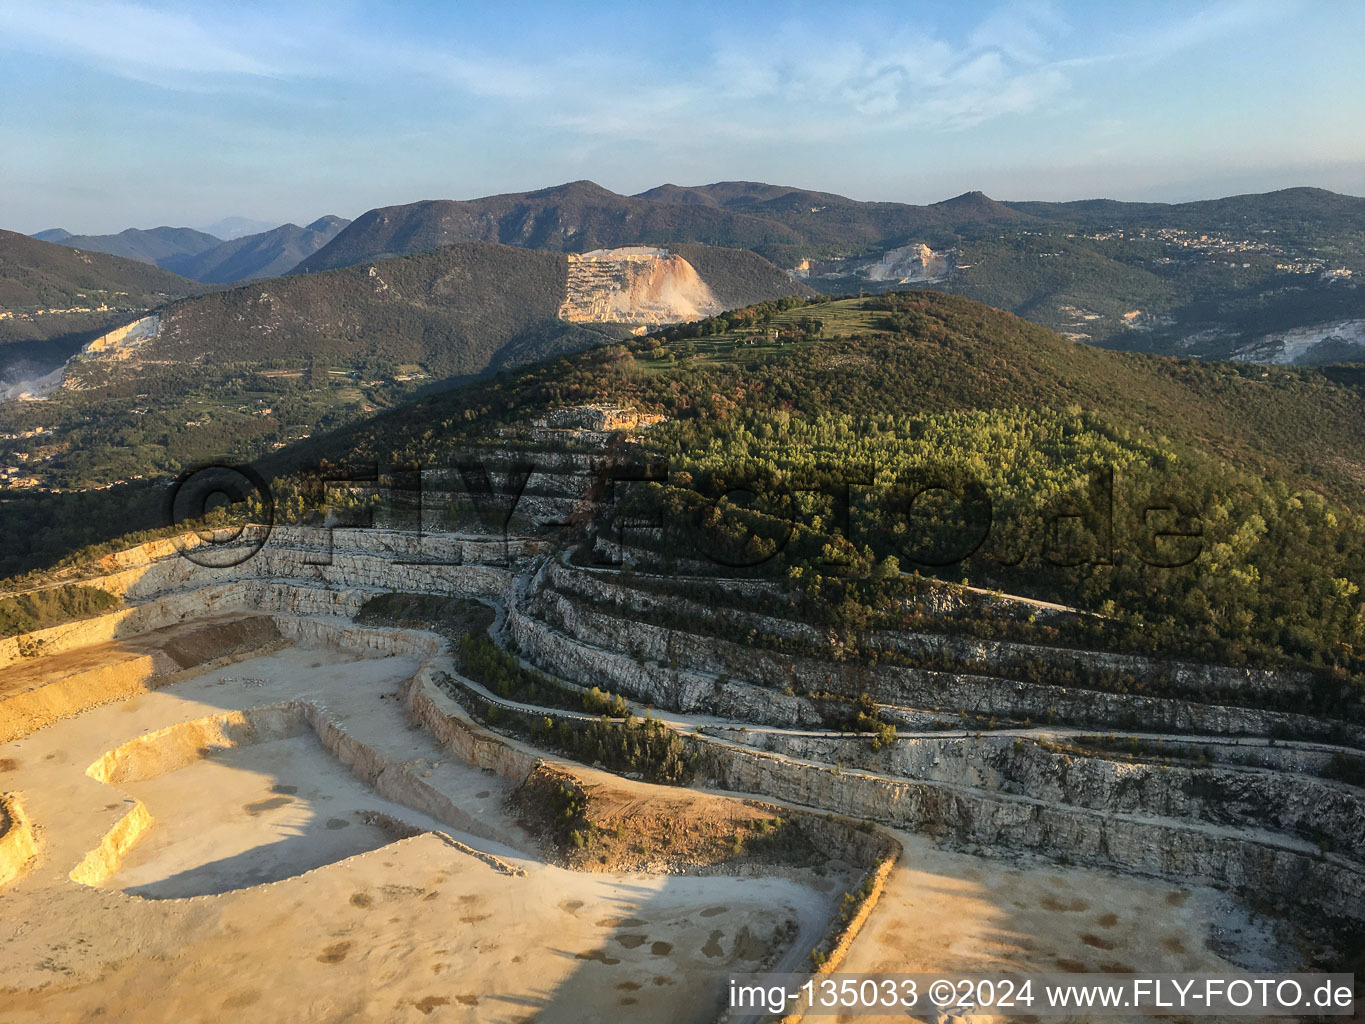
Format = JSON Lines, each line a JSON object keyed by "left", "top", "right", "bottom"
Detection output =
{"left": 0, "top": 640, "right": 827, "bottom": 1023}
{"left": 833, "top": 830, "right": 1294, "bottom": 1024}
{"left": 0, "top": 620, "right": 1304, "bottom": 1024}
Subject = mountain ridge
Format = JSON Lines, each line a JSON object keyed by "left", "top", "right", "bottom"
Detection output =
{"left": 158, "top": 217, "right": 351, "bottom": 283}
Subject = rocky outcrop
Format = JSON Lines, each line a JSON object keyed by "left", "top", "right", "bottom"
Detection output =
{"left": 404, "top": 667, "right": 540, "bottom": 783}
{"left": 68, "top": 800, "right": 152, "bottom": 887}
{"left": 717, "top": 730, "right": 1365, "bottom": 858}
{"left": 692, "top": 735, "right": 1365, "bottom": 929}
{"left": 0, "top": 793, "right": 38, "bottom": 887}
{"left": 509, "top": 598, "right": 821, "bottom": 726}
{"left": 525, "top": 572, "right": 1360, "bottom": 744}
{"left": 540, "top": 558, "right": 1322, "bottom": 710}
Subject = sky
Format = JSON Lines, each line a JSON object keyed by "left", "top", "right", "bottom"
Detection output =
{"left": 1, "top": 0, "right": 1363, "bottom": 234}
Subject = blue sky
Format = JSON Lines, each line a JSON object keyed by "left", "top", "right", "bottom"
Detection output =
{"left": 1, "top": 0, "right": 1362, "bottom": 234}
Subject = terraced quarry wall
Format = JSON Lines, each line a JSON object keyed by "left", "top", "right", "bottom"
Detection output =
{"left": 559, "top": 248, "right": 722, "bottom": 325}
{"left": 693, "top": 736, "right": 1365, "bottom": 930}
{"left": 6, "top": 525, "right": 1364, "bottom": 941}
{"left": 511, "top": 558, "right": 1365, "bottom": 932}
{"left": 523, "top": 568, "right": 1362, "bottom": 744}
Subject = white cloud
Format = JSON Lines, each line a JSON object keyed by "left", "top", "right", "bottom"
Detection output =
{"left": 0, "top": 1, "right": 282, "bottom": 86}
{"left": 0, "top": 0, "right": 1304, "bottom": 148}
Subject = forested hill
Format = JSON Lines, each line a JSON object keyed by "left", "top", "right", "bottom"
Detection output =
{"left": 1008, "top": 186, "right": 1365, "bottom": 239}
{"left": 299, "top": 289, "right": 1365, "bottom": 510}
{"left": 265, "top": 289, "right": 1365, "bottom": 673}
{"left": 0, "top": 229, "right": 199, "bottom": 367}
{"left": 0, "top": 229, "right": 196, "bottom": 314}
{"left": 8, "top": 288, "right": 1365, "bottom": 677}
{"left": 149, "top": 239, "right": 806, "bottom": 375}
{"left": 0, "top": 238, "right": 808, "bottom": 502}
{"left": 151, "top": 241, "right": 580, "bottom": 377}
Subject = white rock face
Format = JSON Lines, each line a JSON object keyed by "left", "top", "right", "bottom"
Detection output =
{"left": 860, "top": 243, "right": 950, "bottom": 284}
{"left": 559, "top": 249, "right": 721, "bottom": 324}
{"left": 1235, "top": 318, "right": 1365, "bottom": 364}
{"left": 1, "top": 315, "right": 162, "bottom": 403}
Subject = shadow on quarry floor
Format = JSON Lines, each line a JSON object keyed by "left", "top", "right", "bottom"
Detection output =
{"left": 84, "top": 713, "right": 445, "bottom": 899}
{"left": 122, "top": 733, "right": 424, "bottom": 898}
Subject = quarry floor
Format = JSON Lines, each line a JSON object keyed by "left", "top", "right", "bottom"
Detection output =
{"left": 0, "top": 614, "right": 1298, "bottom": 1023}
{"left": 0, "top": 637, "right": 828, "bottom": 1023}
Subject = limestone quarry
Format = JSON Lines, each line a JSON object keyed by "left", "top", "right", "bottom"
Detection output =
{"left": 791, "top": 243, "right": 952, "bottom": 287}
{"left": 559, "top": 247, "right": 724, "bottom": 325}
{"left": 1233, "top": 317, "right": 1365, "bottom": 365}
{"left": 0, "top": 314, "right": 161, "bottom": 402}
{"left": 2, "top": 493, "right": 1353, "bottom": 1021}
{"left": 0, "top": 431, "right": 1359, "bottom": 1021}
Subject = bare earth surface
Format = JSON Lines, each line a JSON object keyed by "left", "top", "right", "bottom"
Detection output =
{"left": 834, "top": 832, "right": 1293, "bottom": 1023}
{"left": 0, "top": 614, "right": 1299, "bottom": 1023}
{"left": 0, "top": 637, "right": 828, "bottom": 1023}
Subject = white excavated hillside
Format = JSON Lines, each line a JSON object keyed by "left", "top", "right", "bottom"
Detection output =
{"left": 559, "top": 247, "right": 722, "bottom": 325}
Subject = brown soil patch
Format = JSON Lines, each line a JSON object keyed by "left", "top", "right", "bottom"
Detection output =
{"left": 1040, "top": 895, "right": 1088, "bottom": 912}
{"left": 1080, "top": 933, "right": 1116, "bottom": 950}
{"left": 317, "top": 941, "right": 351, "bottom": 963}
{"left": 0, "top": 615, "right": 285, "bottom": 743}
{"left": 159, "top": 617, "right": 284, "bottom": 669}
{"left": 412, "top": 995, "right": 451, "bottom": 1014}
{"left": 510, "top": 764, "right": 821, "bottom": 874}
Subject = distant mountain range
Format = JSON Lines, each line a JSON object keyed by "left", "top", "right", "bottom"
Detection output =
{"left": 294, "top": 179, "right": 1025, "bottom": 274}
{"left": 29, "top": 216, "right": 350, "bottom": 284}
{"left": 159, "top": 217, "right": 351, "bottom": 283}
{"left": 195, "top": 216, "right": 278, "bottom": 240}
{"left": 37, "top": 225, "right": 221, "bottom": 265}
{"left": 17, "top": 180, "right": 1365, "bottom": 362}
{"left": 293, "top": 181, "right": 1365, "bottom": 362}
